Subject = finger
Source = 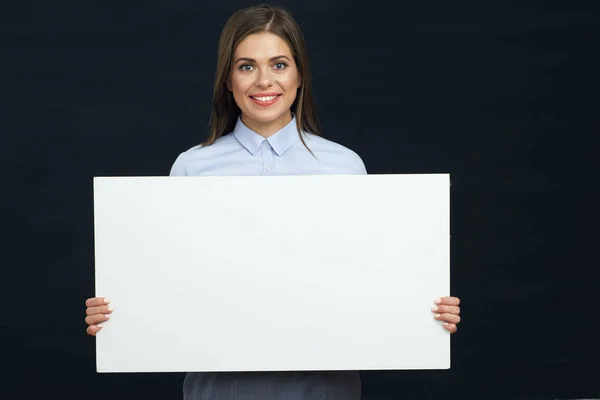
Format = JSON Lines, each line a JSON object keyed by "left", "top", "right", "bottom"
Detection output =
{"left": 86, "top": 324, "right": 103, "bottom": 336}
{"left": 435, "top": 296, "right": 460, "bottom": 306}
{"left": 431, "top": 305, "right": 460, "bottom": 315}
{"left": 434, "top": 313, "right": 461, "bottom": 324}
{"left": 85, "top": 313, "right": 111, "bottom": 326}
{"left": 85, "top": 297, "right": 110, "bottom": 307}
{"left": 86, "top": 305, "right": 114, "bottom": 316}
{"left": 443, "top": 323, "right": 457, "bottom": 333}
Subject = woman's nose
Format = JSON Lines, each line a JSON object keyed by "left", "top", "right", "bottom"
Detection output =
{"left": 255, "top": 69, "right": 274, "bottom": 88}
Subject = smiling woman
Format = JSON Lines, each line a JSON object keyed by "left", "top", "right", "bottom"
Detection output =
{"left": 227, "top": 32, "right": 301, "bottom": 135}
{"left": 83, "top": 3, "right": 461, "bottom": 400}
{"left": 206, "top": 3, "right": 321, "bottom": 151}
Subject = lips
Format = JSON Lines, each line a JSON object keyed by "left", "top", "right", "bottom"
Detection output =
{"left": 249, "top": 93, "right": 281, "bottom": 107}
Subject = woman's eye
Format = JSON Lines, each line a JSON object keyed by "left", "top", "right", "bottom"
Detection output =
{"left": 274, "top": 62, "right": 287, "bottom": 70}
{"left": 239, "top": 64, "right": 254, "bottom": 71}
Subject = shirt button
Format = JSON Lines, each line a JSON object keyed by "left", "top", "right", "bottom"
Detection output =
{"left": 265, "top": 165, "right": 272, "bottom": 171}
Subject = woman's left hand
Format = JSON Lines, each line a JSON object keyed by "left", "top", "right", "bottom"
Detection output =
{"left": 432, "top": 296, "right": 461, "bottom": 333}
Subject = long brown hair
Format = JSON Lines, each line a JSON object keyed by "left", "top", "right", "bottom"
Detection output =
{"left": 203, "top": 4, "right": 322, "bottom": 149}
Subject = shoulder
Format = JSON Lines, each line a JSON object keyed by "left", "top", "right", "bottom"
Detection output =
{"left": 169, "top": 134, "right": 235, "bottom": 176}
{"left": 303, "top": 133, "right": 367, "bottom": 175}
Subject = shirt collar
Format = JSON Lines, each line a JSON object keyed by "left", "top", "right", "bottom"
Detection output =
{"left": 233, "top": 114, "right": 300, "bottom": 156}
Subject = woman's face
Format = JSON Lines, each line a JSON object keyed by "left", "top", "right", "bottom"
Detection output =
{"left": 228, "top": 32, "right": 301, "bottom": 136}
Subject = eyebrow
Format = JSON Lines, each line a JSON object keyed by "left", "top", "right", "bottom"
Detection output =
{"left": 234, "top": 55, "right": 291, "bottom": 64}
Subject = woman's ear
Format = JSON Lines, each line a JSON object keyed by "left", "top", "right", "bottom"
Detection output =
{"left": 226, "top": 79, "right": 232, "bottom": 91}
{"left": 297, "top": 75, "right": 302, "bottom": 88}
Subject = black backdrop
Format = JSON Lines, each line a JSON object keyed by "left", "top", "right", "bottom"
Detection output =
{"left": 4, "top": 1, "right": 600, "bottom": 399}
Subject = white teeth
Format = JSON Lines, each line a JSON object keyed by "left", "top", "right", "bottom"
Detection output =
{"left": 253, "top": 95, "right": 277, "bottom": 101}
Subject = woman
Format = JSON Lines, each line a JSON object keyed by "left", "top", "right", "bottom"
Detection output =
{"left": 84, "top": 4, "right": 462, "bottom": 399}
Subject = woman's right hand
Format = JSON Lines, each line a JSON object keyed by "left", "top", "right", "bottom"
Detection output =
{"left": 85, "top": 297, "right": 112, "bottom": 336}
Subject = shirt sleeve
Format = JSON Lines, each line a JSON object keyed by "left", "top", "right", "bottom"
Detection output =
{"left": 349, "top": 151, "right": 367, "bottom": 175}
{"left": 169, "top": 152, "right": 188, "bottom": 176}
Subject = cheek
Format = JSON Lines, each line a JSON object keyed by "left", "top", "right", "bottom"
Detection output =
{"left": 230, "top": 74, "right": 250, "bottom": 95}
{"left": 280, "top": 74, "right": 300, "bottom": 92}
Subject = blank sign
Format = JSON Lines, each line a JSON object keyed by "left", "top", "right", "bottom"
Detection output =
{"left": 93, "top": 174, "right": 450, "bottom": 373}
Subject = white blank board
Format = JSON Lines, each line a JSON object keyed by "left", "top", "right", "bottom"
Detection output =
{"left": 93, "top": 174, "right": 450, "bottom": 373}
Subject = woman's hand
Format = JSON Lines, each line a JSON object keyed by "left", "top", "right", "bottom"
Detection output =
{"left": 432, "top": 296, "right": 461, "bottom": 333}
{"left": 85, "top": 297, "right": 112, "bottom": 336}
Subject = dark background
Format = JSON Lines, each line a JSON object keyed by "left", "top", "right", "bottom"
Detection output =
{"left": 3, "top": 0, "right": 600, "bottom": 399}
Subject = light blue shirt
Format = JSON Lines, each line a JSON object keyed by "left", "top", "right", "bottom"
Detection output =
{"left": 169, "top": 115, "right": 365, "bottom": 399}
{"left": 169, "top": 115, "right": 367, "bottom": 177}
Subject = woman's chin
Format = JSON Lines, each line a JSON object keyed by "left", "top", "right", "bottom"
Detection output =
{"left": 242, "top": 109, "right": 292, "bottom": 126}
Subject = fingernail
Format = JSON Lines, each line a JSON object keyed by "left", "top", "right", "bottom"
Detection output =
{"left": 434, "top": 298, "right": 441, "bottom": 304}
{"left": 431, "top": 306, "right": 438, "bottom": 312}
{"left": 443, "top": 323, "right": 449, "bottom": 326}
{"left": 97, "top": 324, "right": 103, "bottom": 328}
{"left": 104, "top": 298, "right": 110, "bottom": 303}
{"left": 105, "top": 314, "right": 111, "bottom": 319}
{"left": 434, "top": 314, "right": 440, "bottom": 318}
{"left": 107, "top": 306, "right": 114, "bottom": 312}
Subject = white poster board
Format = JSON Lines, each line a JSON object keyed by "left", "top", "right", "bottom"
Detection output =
{"left": 93, "top": 174, "right": 450, "bottom": 373}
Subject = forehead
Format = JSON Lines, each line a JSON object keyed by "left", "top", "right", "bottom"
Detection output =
{"left": 234, "top": 32, "right": 293, "bottom": 59}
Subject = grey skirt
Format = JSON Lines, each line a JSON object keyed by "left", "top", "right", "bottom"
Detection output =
{"left": 183, "top": 371, "right": 361, "bottom": 400}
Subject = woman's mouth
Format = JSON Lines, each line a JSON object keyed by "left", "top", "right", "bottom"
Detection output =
{"left": 249, "top": 94, "right": 281, "bottom": 106}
